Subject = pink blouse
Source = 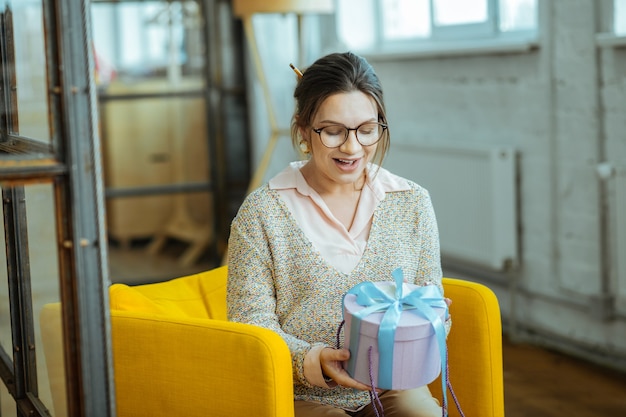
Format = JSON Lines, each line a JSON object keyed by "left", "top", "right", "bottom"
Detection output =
{"left": 269, "top": 161, "right": 411, "bottom": 275}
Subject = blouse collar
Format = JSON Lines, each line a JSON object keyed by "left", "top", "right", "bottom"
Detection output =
{"left": 268, "top": 160, "right": 411, "bottom": 201}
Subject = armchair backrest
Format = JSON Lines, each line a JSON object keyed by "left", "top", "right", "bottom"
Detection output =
{"left": 109, "top": 265, "right": 228, "bottom": 320}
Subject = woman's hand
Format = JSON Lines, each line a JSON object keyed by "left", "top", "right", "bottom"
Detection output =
{"left": 319, "top": 347, "right": 373, "bottom": 391}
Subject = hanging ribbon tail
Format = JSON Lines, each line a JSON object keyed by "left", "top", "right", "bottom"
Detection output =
{"left": 402, "top": 288, "right": 449, "bottom": 413}
{"left": 377, "top": 300, "right": 403, "bottom": 388}
{"left": 433, "top": 309, "right": 448, "bottom": 415}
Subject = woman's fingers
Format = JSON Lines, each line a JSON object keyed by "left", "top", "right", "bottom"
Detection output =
{"left": 320, "top": 348, "right": 377, "bottom": 391}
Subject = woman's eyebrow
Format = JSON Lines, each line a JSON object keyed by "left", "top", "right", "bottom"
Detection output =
{"left": 316, "top": 117, "right": 378, "bottom": 126}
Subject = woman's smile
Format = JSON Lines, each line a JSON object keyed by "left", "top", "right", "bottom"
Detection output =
{"left": 334, "top": 157, "right": 361, "bottom": 170}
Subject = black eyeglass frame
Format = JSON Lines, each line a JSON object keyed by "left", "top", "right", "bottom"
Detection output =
{"left": 311, "top": 122, "right": 388, "bottom": 148}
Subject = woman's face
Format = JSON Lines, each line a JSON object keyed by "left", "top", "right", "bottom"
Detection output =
{"left": 301, "top": 90, "right": 379, "bottom": 192}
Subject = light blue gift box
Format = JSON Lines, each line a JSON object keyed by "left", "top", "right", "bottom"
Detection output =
{"left": 342, "top": 268, "right": 448, "bottom": 391}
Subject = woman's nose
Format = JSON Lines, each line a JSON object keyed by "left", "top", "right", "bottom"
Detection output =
{"left": 339, "top": 130, "right": 361, "bottom": 153}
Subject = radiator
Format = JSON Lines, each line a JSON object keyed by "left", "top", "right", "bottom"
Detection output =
{"left": 386, "top": 143, "right": 518, "bottom": 271}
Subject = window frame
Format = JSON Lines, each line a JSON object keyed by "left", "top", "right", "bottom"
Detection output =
{"left": 0, "top": 0, "right": 115, "bottom": 415}
{"left": 429, "top": 0, "right": 498, "bottom": 40}
{"left": 596, "top": 0, "right": 626, "bottom": 48}
{"left": 338, "top": 0, "right": 539, "bottom": 58}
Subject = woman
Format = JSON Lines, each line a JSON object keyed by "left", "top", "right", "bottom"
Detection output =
{"left": 227, "top": 52, "right": 448, "bottom": 417}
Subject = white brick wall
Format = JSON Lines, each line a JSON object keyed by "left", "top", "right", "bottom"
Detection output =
{"left": 375, "top": 0, "right": 626, "bottom": 368}
{"left": 248, "top": 0, "right": 626, "bottom": 370}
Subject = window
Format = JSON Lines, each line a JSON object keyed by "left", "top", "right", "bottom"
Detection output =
{"left": 91, "top": 1, "right": 204, "bottom": 78}
{"left": 337, "top": 0, "right": 538, "bottom": 53}
{"left": 596, "top": 0, "right": 626, "bottom": 48}
{"left": 615, "top": 0, "right": 626, "bottom": 35}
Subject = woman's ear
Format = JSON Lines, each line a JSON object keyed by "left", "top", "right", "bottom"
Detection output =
{"left": 299, "top": 126, "right": 309, "bottom": 142}
{"left": 297, "top": 117, "right": 310, "bottom": 142}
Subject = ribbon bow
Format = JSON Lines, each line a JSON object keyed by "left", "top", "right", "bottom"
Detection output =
{"left": 344, "top": 268, "right": 449, "bottom": 412}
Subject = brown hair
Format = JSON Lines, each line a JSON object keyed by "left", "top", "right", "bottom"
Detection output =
{"left": 291, "top": 52, "right": 390, "bottom": 167}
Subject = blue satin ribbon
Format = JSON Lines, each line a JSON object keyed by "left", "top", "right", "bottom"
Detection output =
{"left": 344, "top": 268, "right": 449, "bottom": 409}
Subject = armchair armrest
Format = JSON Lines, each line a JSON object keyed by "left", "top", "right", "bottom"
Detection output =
{"left": 427, "top": 278, "right": 504, "bottom": 417}
{"left": 40, "top": 302, "right": 294, "bottom": 417}
{"left": 111, "top": 310, "right": 294, "bottom": 417}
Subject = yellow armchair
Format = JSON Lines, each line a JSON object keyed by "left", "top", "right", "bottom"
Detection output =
{"left": 41, "top": 266, "right": 504, "bottom": 417}
{"left": 108, "top": 265, "right": 293, "bottom": 417}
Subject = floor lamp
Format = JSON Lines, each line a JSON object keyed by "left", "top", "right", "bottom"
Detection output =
{"left": 232, "top": 0, "right": 335, "bottom": 193}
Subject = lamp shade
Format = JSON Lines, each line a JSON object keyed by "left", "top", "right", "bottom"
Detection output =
{"left": 233, "top": 0, "right": 334, "bottom": 17}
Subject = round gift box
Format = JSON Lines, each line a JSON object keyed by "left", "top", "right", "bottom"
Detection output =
{"left": 342, "top": 282, "right": 446, "bottom": 390}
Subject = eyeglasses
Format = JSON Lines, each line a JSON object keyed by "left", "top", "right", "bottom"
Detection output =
{"left": 312, "top": 122, "right": 388, "bottom": 148}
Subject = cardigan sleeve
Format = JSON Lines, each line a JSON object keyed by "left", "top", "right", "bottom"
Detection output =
{"left": 412, "top": 187, "right": 452, "bottom": 335}
{"left": 413, "top": 188, "right": 444, "bottom": 292}
{"left": 226, "top": 197, "right": 320, "bottom": 388}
